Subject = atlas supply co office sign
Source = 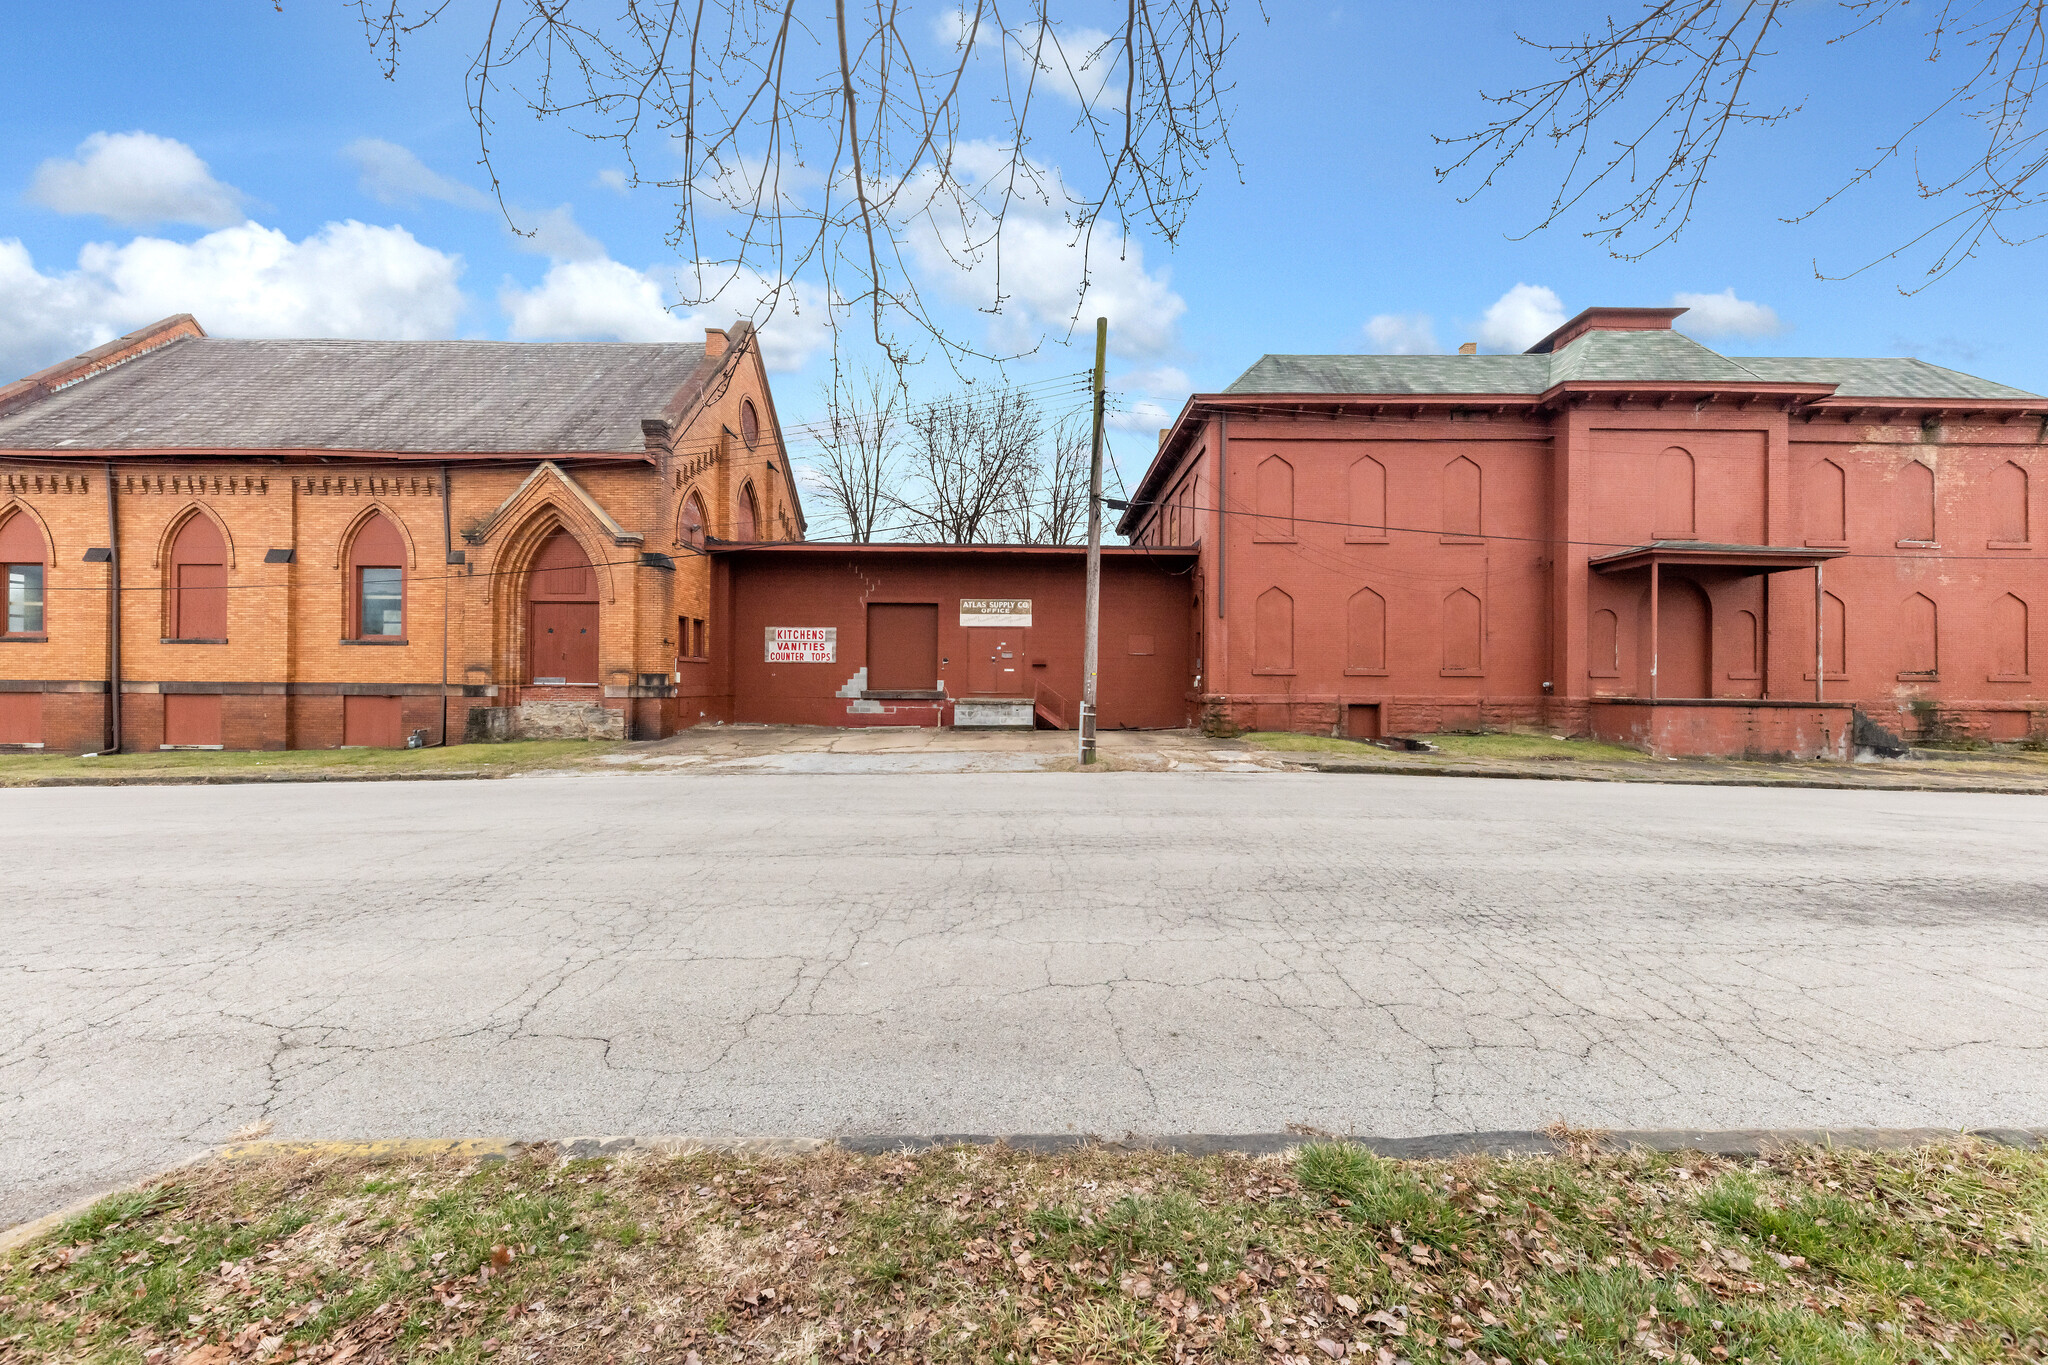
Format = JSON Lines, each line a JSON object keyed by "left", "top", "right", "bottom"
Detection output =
{"left": 960, "top": 598, "right": 1032, "bottom": 627}
{"left": 765, "top": 627, "right": 836, "bottom": 663}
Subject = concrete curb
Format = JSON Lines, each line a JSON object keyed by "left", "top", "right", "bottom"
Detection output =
{"left": 1302, "top": 760, "right": 2048, "bottom": 795}
{"left": 1, "top": 770, "right": 502, "bottom": 790}
{"left": 12, "top": 1126, "right": 2040, "bottom": 1253}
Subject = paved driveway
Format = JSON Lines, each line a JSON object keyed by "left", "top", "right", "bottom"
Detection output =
{"left": 7, "top": 772, "right": 2048, "bottom": 1226}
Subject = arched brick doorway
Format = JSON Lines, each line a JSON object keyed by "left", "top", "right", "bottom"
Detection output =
{"left": 527, "top": 529, "right": 598, "bottom": 684}
{"left": 1655, "top": 577, "right": 1712, "bottom": 698}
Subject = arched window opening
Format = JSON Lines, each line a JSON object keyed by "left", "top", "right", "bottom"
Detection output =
{"left": 1346, "top": 586, "right": 1386, "bottom": 672}
{"left": 740, "top": 399, "right": 761, "bottom": 448}
{"left": 1730, "top": 608, "right": 1760, "bottom": 678}
{"left": 735, "top": 482, "right": 760, "bottom": 541}
{"left": 1993, "top": 461, "right": 2030, "bottom": 544}
{"left": 1255, "top": 587, "right": 1294, "bottom": 673}
{"left": 1822, "top": 592, "right": 1847, "bottom": 677}
{"left": 349, "top": 513, "right": 407, "bottom": 639}
{"left": 168, "top": 513, "right": 227, "bottom": 641}
{"left": 1442, "top": 588, "right": 1482, "bottom": 671}
{"left": 679, "top": 492, "right": 707, "bottom": 549}
{"left": 1995, "top": 593, "right": 2029, "bottom": 679}
{"left": 1587, "top": 608, "right": 1619, "bottom": 678}
{"left": 1898, "top": 459, "right": 1936, "bottom": 544}
{"left": 1808, "top": 459, "right": 1847, "bottom": 543}
{"left": 0, "top": 511, "right": 45, "bottom": 637}
{"left": 1902, "top": 592, "right": 1938, "bottom": 676}
{"left": 1255, "top": 456, "right": 1294, "bottom": 541}
{"left": 1656, "top": 448, "right": 1696, "bottom": 538}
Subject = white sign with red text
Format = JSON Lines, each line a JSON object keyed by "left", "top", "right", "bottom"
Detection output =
{"left": 765, "top": 627, "right": 837, "bottom": 663}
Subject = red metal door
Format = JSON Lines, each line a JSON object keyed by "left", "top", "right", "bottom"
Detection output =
{"left": 163, "top": 693, "right": 222, "bottom": 746}
{"left": 531, "top": 601, "right": 599, "bottom": 683}
{"left": 0, "top": 692, "right": 41, "bottom": 744}
{"left": 343, "top": 694, "right": 405, "bottom": 747}
{"left": 866, "top": 603, "right": 938, "bottom": 690}
{"left": 966, "top": 627, "right": 1025, "bottom": 694}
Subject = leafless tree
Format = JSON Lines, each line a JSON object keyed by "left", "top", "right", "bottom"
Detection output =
{"left": 1438, "top": 1, "right": 2048, "bottom": 288}
{"left": 354, "top": 1, "right": 1252, "bottom": 364}
{"left": 810, "top": 367, "right": 903, "bottom": 540}
{"left": 997, "top": 413, "right": 1091, "bottom": 543}
{"left": 894, "top": 387, "right": 1045, "bottom": 542}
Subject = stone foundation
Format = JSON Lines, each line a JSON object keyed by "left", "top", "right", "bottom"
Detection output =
{"left": 512, "top": 700, "right": 626, "bottom": 740}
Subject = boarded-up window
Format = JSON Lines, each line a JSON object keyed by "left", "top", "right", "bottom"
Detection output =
{"left": 169, "top": 513, "right": 227, "bottom": 640}
{"left": 1993, "top": 461, "right": 2030, "bottom": 544}
{"left": 735, "top": 483, "right": 760, "bottom": 541}
{"left": 1587, "top": 608, "right": 1619, "bottom": 677}
{"left": 1442, "top": 457, "right": 1481, "bottom": 539}
{"left": 1822, "top": 591, "right": 1846, "bottom": 676}
{"left": 343, "top": 695, "right": 405, "bottom": 747}
{"left": 0, "top": 692, "right": 41, "bottom": 745}
{"left": 1442, "top": 588, "right": 1481, "bottom": 671}
{"left": 1255, "top": 587, "right": 1294, "bottom": 672}
{"left": 1809, "top": 459, "right": 1847, "bottom": 542}
{"left": 1, "top": 511, "right": 45, "bottom": 636}
{"left": 678, "top": 492, "right": 707, "bottom": 548}
{"left": 1903, "top": 592, "right": 1938, "bottom": 675}
{"left": 1656, "top": 448, "right": 1695, "bottom": 537}
{"left": 1730, "top": 608, "right": 1760, "bottom": 676}
{"left": 1347, "top": 455, "right": 1386, "bottom": 541}
{"left": 1346, "top": 586, "right": 1386, "bottom": 672}
{"left": 1995, "top": 593, "right": 2029, "bottom": 678}
{"left": 1898, "top": 460, "right": 1936, "bottom": 543}
{"left": 163, "top": 693, "right": 222, "bottom": 747}
{"left": 867, "top": 603, "right": 938, "bottom": 690}
{"left": 1255, "top": 456, "right": 1294, "bottom": 541}
{"left": 740, "top": 398, "right": 761, "bottom": 447}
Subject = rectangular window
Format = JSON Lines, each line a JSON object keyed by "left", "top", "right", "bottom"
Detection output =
{"left": 694, "top": 618, "right": 707, "bottom": 658}
{"left": 359, "top": 566, "right": 403, "bottom": 637}
{"left": 7, "top": 564, "right": 45, "bottom": 634}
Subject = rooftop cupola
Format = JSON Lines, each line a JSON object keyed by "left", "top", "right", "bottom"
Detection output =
{"left": 1525, "top": 306, "right": 1689, "bottom": 354}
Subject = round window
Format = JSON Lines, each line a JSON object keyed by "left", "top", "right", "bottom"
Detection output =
{"left": 740, "top": 398, "right": 760, "bottom": 448}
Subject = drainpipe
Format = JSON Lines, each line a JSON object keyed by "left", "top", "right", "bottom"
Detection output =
{"left": 103, "top": 461, "right": 121, "bottom": 753}
{"left": 439, "top": 462, "right": 452, "bottom": 745}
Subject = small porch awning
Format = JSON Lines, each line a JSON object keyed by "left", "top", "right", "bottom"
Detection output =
{"left": 1589, "top": 540, "right": 1847, "bottom": 577}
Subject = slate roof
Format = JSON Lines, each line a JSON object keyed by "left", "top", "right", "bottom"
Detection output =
{"left": 0, "top": 335, "right": 709, "bottom": 453}
{"left": 1225, "top": 330, "right": 2042, "bottom": 401}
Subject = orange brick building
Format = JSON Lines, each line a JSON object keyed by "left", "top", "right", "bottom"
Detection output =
{"left": 0, "top": 314, "right": 803, "bottom": 753}
{"left": 1121, "top": 307, "right": 2048, "bottom": 757}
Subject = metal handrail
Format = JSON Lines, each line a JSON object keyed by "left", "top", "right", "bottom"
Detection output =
{"left": 1033, "top": 679, "right": 1070, "bottom": 729}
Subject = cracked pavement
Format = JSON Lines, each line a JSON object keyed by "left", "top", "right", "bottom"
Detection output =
{"left": 6, "top": 770, "right": 2048, "bottom": 1227}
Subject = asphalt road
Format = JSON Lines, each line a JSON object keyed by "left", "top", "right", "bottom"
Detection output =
{"left": 7, "top": 771, "right": 2048, "bottom": 1227}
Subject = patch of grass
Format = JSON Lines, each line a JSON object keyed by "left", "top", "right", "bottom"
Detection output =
{"left": 6, "top": 1139, "right": 2047, "bottom": 1364}
{"left": 1243, "top": 729, "right": 1651, "bottom": 763}
{"left": 0, "top": 738, "right": 620, "bottom": 786}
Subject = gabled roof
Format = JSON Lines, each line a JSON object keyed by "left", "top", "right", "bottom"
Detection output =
{"left": 0, "top": 333, "right": 713, "bottom": 454}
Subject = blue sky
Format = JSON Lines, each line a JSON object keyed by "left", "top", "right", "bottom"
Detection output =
{"left": 3, "top": 2, "right": 2041, "bottom": 506}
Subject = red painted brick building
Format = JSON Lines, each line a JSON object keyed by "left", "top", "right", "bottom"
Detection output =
{"left": 1120, "top": 307, "right": 2048, "bottom": 756}
{"left": 0, "top": 314, "right": 803, "bottom": 753}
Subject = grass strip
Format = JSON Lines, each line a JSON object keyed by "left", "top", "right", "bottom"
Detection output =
{"left": 3, "top": 1138, "right": 2044, "bottom": 1363}
{"left": 0, "top": 740, "right": 618, "bottom": 786}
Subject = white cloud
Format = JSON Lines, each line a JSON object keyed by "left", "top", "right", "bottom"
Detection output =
{"left": 500, "top": 259, "right": 830, "bottom": 372}
{"left": 1672, "top": 287, "right": 1786, "bottom": 340}
{"left": 906, "top": 144, "right": 1185, "bottom": 360}
{"left": 28, "top": 131, "right": 247, "bottom": 228}
{"left": 1363, "top": 312, "right": 1440, "bottom": 355}
{"left": 1106, "top": 365, "right": 1189, "bottom": 433}
{"left": 344, "top": 138, "right": 494, "bottom": 210}
{"left": 595, "top": 168, "right": 631, "bottom": 194}
{"left": 0, "top": 222, "right": 466, "bottom": 379}
{"left": 513, "top": 205, "right": 607, "bottom": 262}
{"left": 1475, "top": 283, "right": 1566, "bottom": 353}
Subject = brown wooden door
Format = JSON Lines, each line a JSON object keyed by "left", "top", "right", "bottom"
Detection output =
{"left": 531, "top": 601, "right": 599, "bottom": 683}
{"left": 966, "top": 627, "right": 1025, "bottom": 694}
{"left": 0, "top": 692, "right": 41, "bottom": 745}
{"left": 343, "top": 695, "right": 405, "bottom": 747}
{"left": 163, "top": 693, "right": 222, "bottom": 746}
{"left": 866, "top": 603, "right": 938, "bottom": 690}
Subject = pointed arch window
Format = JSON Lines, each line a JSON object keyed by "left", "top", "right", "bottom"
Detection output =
{"left": 679, "top": 491, "right": 708, "bottom": 549}
{"left": 1254, "top": 587, "right": 1295, "bottom": 673}
{"left": 1992, "top": 461, "right": 2030, "bottom": 547}
{"left": 0, "top": 510, "right": 46, "bottom": 637}
{"left": 735, "top": 482, "right": 760, "bottom": 541}
{"left": 1897, "top": 459, "right": 1937, "bottom": 545}
{"left": 168, "top": 512, "right": 227, "bottom": 641}
{"left": 1442, "top": 457, "right": 1481, "bottom": 541}
{"left": 349, "top": 513, "right": 407, "bottom": 639}
{"left": 1345, "top": 586, "right": 1386, "bottom": 674}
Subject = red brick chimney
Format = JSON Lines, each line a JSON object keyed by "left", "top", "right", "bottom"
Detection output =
{"left": 704, "top": 328, "right": 728, "bottom": 359}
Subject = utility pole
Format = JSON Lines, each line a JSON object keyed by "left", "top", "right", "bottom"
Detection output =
{"left": 1081, "top": 317, "right": 1107, "bottom": 764}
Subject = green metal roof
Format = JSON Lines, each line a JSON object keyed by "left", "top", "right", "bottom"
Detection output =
{"left": 1224, "top": 330, "right": 2041, "bottom": 401}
